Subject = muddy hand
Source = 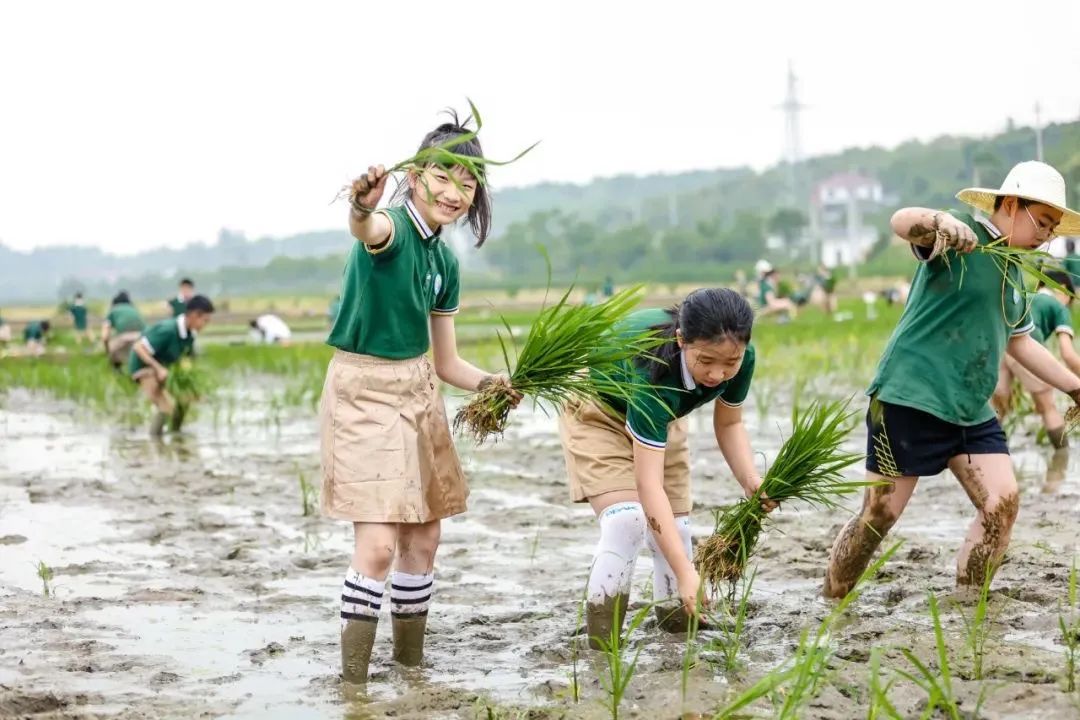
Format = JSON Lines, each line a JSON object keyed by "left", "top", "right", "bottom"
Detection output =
{"left": 678, "top": 568, "right": 706, "bottom": 618}
{"left": 936, "top": 213, "right": 977, "bottom": 255}
{"left": 155, "top": 366, "right": 169, "bottom": 383}
{"left": 479, "top": 373, "right": 522, "bottom": 408}
{"left": 744, "top": 476, "right": 778, "bottom": 513}
{"left": 348, "top": 165, "right": 388, "bottom": 213}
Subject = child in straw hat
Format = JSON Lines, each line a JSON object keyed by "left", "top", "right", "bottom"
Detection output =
{"left": 559, "top": 288, "right": 775, "bottom": 646}
{"left": 824, "top": 161, "right": 1080, "bottom": 599}
{"left": 323, "top": 109, "right": 518, "bottom": 685}
{"left": 992, "top": 269, "right": 1080, "bottom": 448}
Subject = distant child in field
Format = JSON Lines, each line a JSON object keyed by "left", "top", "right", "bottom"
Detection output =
{"left": 754, "top": 261, "right": 798, "bottom": 320}
{"left": 23, "top": 320, "right": 50, "bottom": 356}
{"left": 65, "top": 292, "right": 93, "bottom": 343}
{"left": 992, "top": 270, "right": 1080, "bottom": 448}
{"left": 129, "top": 295, "right": 214, "bottom": 435}
{"left": 1063, "top": 238, "right": 1080, "bottom": 286}
{"left": 559, "top": 288, "right": 774, "bottom": 646}
{"left": 249, "top": 314, "right": 292, "bottom": 345}
{"left": 167, "top": 278, "right": 195, "bottom": 317}
{"left": 322, "top": 111, "right": 518, "bottom": 684}
{"left": 824, "top": 161, "right": 1080, "bottom": 599}
{"left": 102, "top": 291, "right": 146, "bottom": 371}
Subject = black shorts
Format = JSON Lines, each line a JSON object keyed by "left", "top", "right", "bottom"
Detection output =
{"left": 865, "top": 398, "right": 1009, "bottom": 478}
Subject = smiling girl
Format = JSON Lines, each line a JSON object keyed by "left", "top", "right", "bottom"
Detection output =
{"left": 558, "top": 288, "right": 774, "bottom": 646}
{"left": 321, "top": 112, "right": 517, "bottom": 684}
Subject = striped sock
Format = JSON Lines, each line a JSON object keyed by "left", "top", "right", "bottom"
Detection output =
{"left": 390, "top": 571, "right": 434, "bottom": 618}
{"left": 341, "top": 568, "right": 385, "bottom": 627}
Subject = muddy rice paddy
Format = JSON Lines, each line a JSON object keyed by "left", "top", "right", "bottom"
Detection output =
{"left": 2, "top": 373, "right": 1080, "bottom": 719}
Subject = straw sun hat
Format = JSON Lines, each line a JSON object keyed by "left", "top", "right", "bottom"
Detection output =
{"left": 956, "top": 161, "right": 1080, "bottom": 237}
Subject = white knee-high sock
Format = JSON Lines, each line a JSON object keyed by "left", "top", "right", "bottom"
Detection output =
{"left": 341, "top": 568, "right": 386, "bottom": 628}
{"left": 390, "top": 570, "right": 434, "bottom": 618}
{"left": 587, "top": 502, "right": 646, "bottom": 605}
{"left": 645, "top": 516, "right": 692, "bottom": 603}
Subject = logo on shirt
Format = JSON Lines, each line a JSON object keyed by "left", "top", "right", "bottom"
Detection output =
{"left": 433, "top": 273, "right": 443, "bottom": 297}
{"left": 1013, "top": 288, "right": 1021, "bottom": 304}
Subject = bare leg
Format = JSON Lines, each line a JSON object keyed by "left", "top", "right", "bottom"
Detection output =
{"left": 949, "top": 454, "right": 1019, "bottom": 588}
{"left": 1031, "top": 390, "right": 1067, "bottom": 448}
{"left": 823, "top": 473, "right": 917, "bottom": 598}
{"left": 138, "top": 376, "right": 175, "bottom": 436}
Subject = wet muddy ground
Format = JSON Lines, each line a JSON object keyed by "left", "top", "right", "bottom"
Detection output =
{"left": 2, "top": 381, "right": 1080, "bottom": 719}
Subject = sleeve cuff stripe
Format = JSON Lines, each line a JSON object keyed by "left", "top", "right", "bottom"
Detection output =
{"left": 1011, "top": 322, "right": 1034, "bottom": 336}
{"left": 625, "top": 422, "right": 665, "bottom": 450}
{"left": 1054, "top": 325, "right": 1074, "bottom": 336}
{"left": 717, "top": 398, "right": 744, "bottom": 407}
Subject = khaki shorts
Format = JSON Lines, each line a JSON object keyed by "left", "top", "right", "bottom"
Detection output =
{"left": 559, "top": 397, "right": 692, "bottom": 514}
{"left": 107, "top": 332, "right": 140, "bottom": 367}
{"left": 319, "top": 350, "right": 467, "bottom": 524}
{"left": 1003, "top": 354, "right": 1050, "bottom": 394}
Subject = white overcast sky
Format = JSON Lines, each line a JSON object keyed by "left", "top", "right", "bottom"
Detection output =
{"left": 1, "top": 0, "right": 1078, "bottom": 254}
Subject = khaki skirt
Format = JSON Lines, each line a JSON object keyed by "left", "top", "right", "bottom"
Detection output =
{"left": 319, "top": 350, "right": 467, "bottom": 523}
{"left": 107, "top": 331, "right": 141, "bottom": 367}
{"left": 558, "top": 397, "right": 692, "bottom": 514}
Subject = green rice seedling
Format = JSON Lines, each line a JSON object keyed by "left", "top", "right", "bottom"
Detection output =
{"left": 712, "top": 541, "right": 903, "bottom": 719}
{"left": 454, "top": 283, "right": 666, "bottom": 443}
{"left": 866, "top": 647, "right": 903, "bottom": 720}
{"left": 704, "top": 567, "right": 756, "bottom": 674}
{"left": 568, "top": 584, "right": 587, "bottom": 705}
{"left": 36, "top": 560, "right": 54, "bottom": 597}
{"left": 894, "top": 593, "right": 961, "bottom": 720}
{"left": 1060, "top": 557, "right": 1079, "bottom": 693}
{"left": 953, "top": 559, "right": 997, "bottom": 681}
{"left": 298, "top": 471, "right": 316, "bottom": 517}
{"left": 594, "top": 597, "right": 654, "bottom": 720}
{"left": 528, "top": 526, "right": 541, "bottom": 565}
{"left": 696, "top": 399, "right": 866, "bottom": 595}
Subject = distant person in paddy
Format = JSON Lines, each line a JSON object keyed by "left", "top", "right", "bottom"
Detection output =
{"left": 754, "top": 261, "right": 798, "bottom": 320}
{"left": 102, "top": 291, "right": 145, "bottom": 371}
{"left": 249, "top": 314, "right": 292, "bottom": 345}
{"left": 129, "top": 295, "right": 215, "bottom": 435}
{"left": 824, "top": 161, "right": 1080, "bottom": 599}
{"left": 323, "top": 112, "right": 518, "bottom": 684}
{"left": 167, "top": 278, "right": 195, "bottom": 317}
{"left": 559, "top": 288, "right": 774, "bottom": 645}
{"left": 65, "top": 292, "right": 93, "bottom": 343}
{"left": 0, "top": 309, "right": 11, "bottom": 348}
{"left": 23, "top": 320, "right": 50, "bottom": 356}
{"left": 993, "top": 270, "right": 1080, "bottom": 449}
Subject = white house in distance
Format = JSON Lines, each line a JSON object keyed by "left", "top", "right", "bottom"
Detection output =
{"left": 809, "top": 172, "right": 886, "bottom": 268}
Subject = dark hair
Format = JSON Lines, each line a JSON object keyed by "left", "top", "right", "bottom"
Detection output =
{"left": 637, "top": 288, "right": 754, "bottom": 383}
{"left": 1068, "top": 238, "right": 1077, "bottom": 254}
{"left": 41, "top": 320, "right": 51, "bottom": 332}
{"left": 185, "top": 295, "right": 215, "bottom": 314}
{"left": 179, "top": 278, "right": 195, "bottom": 287}
{"left": 993, "top": 196, "right": 1030, "bottom": 212}
{"left": 249, "top": 319, "right": 259, "bottom": 329}
{"left": 1039, "top": 270, "right": 1076, "bottom": 297}
{"left": 388, "top": 108, "right": 492, "bottom": 247}
{"left": 75, "top": 292, "right": 83, "bottom": 300}
{"left": 111, "top": 291, "right": 132, "bottom": 306}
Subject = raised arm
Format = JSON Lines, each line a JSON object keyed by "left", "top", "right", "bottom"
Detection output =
{"left": 890, "top": 208, "right": 977, "bottom": 254}
{"left": 346, "top": 165, "right": 393, "bottom": 247}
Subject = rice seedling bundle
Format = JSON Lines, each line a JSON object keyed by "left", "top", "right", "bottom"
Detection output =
{"left": 165, "top": 357, "right": 212, "bottom": 408}
{"left": 453, "top": 285, "right": 664, "bottom": 443}
{"left": 695, "top": 399, "right": 864, "bottom": 593}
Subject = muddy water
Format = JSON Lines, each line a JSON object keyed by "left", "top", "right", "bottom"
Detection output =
{"left": 2, "top": 385, "right": 1080, "bottom": 719}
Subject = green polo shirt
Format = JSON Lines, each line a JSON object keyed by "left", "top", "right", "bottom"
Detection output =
{"left": 23, "top": 321, "right": 45, "bottom": 342}
{"left": 67, "top": 302, "right": 88, "bottom": 330}
{"left": 327, "top": 200, "right": 461, "bottom": 359}
{"left": 597, "top": 308, "right": 756, "bottom": 449}
{"left": 757, "top": 278, "right": 773, "bottom": 306}
{"left": 1029, "top": 291, "right": 1073, "bottom": 345}
{"left": 868, "top": 211, "right": 1032, "bottom": 426}
{"left": 128, "top": 315, "right": 196, "bottom": 375}
{"left": 107, "top": 303, "right": 146, "bottom": 334}
{"left": 168, "top": 297, "right": 187, "bottom": 317}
